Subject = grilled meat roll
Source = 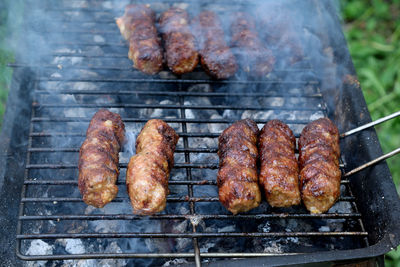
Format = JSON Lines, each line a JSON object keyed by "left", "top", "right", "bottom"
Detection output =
{"left": 298, "top": 118, "right": 341, "bottom": 214}
{"left": 259, "top": 120, "right": 301, "bottom": 207}
{"left": 230, "top": 12, "right": 275, "bottom": 77}
{"left": 116, "top": 4, "right": 163, "bottom": 74}
{"left": 78, "top": 109, "right": 125, "bottom": 208}
{"left": 159, "top": 8, "right": 199, "bottom": 75}
{"left": 126, "top": 119, "right": 179, "bottom": 215}
{"left": 193, "top": 11, "right": 237, "bottom": 79}
{"left": 217, "top": 119, "right": 261, "bottom": 214}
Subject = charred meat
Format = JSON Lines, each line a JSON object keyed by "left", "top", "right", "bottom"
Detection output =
{"left": 159, "top": 8, "right": 199, "bottom": 75}
{"left": 298, "top": 118, "right": 341, "bottom": 214}
{"left": 78, "top": 109, "right": 125, "bottom": 208}
{"left": 193, "top": 11, "right": 237, "bottom": 79}
{"left": 259, "top": 120, "right": 301, "bottom": 207}
{"left": 217, "top": 119, "right": 261, "bottom": 214}
{"left": 126, "top": 119, "right": 179, "bottom": 215}
{"left": 116, "top": 4, "right": 163, "bottom": 74}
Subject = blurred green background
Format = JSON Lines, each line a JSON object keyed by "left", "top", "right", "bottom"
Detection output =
{"left": 342, "top": 1, "right": 400, "bottom": 265}
{"left": 0, "top": 0, "right": 399, "bottom": 265}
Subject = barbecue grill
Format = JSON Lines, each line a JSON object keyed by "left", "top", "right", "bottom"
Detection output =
{"left": 1, "top": 0, "right": 400, "bottom": 266}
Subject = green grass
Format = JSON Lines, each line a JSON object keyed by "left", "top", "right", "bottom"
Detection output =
{"left": 341, "top": 0, "right": 400, "bottom": 265}
{"left": 0, "top": 3, "right": 14, "bottom": 129}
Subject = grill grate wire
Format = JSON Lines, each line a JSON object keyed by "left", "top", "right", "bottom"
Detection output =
{"left": 14, "top": 0, "right": 370, "bottom": 265}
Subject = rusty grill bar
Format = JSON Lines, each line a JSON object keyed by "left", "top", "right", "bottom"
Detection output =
{"left": 14, "top": 0, "right": 371, "bottom": 265}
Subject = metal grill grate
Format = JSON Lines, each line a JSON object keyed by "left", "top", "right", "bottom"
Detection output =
{"left": 15, "top": 0, "right": 369, "bottom": 265}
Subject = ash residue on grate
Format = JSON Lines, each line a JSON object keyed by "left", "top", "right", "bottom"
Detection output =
{"left": 13, "top": 0, "right": 369, "bottom": 266}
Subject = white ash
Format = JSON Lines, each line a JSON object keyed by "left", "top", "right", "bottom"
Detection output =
{"left": 70, "top": 82, "right": 98, "bottom": 91}
{"left": 167, "top": 219, "right": 191, "bottom": 252}
{"left": 267, "top": 97, "right": 285, "bottom": 107}
{"left": 56, "top": 239, "right": 85, "bottom": 254}
{"left": 172, "top": 3, "right": 189, "bottom": 10}
{"left": 99, "top": 242, "right": 127, "bottom": 267}
{"left": 102, "top": 1, "right": 113, "bottom": 10}
{"left": 222, "top": 109, "right": 237, "bottom": 119}
{"left": 217, "top": 225, "right": 236, "bottom": 233}
{"left": 64, "top": 107, "right": 88, "bottom": 118}
{"left": 200, "top": 242, "right": 215, "bottom": 253}
{"left": 151, "top": 100, "right": 179, "bottom": 118}
{"left": 138, "top": 99, "right": 158, "bottom": 118}
{"left": 163, "top": 258, "right": 189, "bottom": 266}
{"left": 77, "top": 70, "right": 99, "bottom": 78}
{"left": 60, "top": 259, "right": 97, "bottom": 267}
{"left": 54, "top": 48, "right": 77, "bottom": 54}
{"left": 158, "top": 71, "right": 177, "bottom": 80}
{"left": 52, "top": 57, "right": 84, "bottom": 65}
{"left": 263, "top": 241, "right": 284, "bottom": 254}
{"left": 208, "top": 114, "right": 227, "bottom": 133}
{"left": 329, "top": 200, "right": 353, "bottom": 213}
{"left": 309, "top": 112, "right": 324, "bottom": 121}
{"left": 184, "top": 105, "right": 195, "bottom": 119}
{"left": 187, "top": 84, "right": 212, "bottom": 93}
{"left": 93, "top": 35, "right": 105, "bottom": 43}
{"left": 259, "top": 221, "right": 271, "bottom": 233}
{"left": 85, "top": 46, "right": 104, "bottom": 56}
{"left": 318, "top": 226, "right": 330, "bottom": 232}
{"left": 67, "top": 1, "right": 88, "bottom": 9}
{"left": 50, "top": 72, "right": 62, "bottom": 78}
{"left": 24, "top": 240, "right": 54, "bottom": 267}
{"left": 122, "top": 130, "right": 138, "bottom": 158}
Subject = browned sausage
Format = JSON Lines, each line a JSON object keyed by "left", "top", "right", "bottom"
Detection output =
{"left": 78, "top": 109, "right": 125, "bottom": 208}
{"left": 298, "top": 118, "right": 341, "bottom": 213}
{"left": 159, "top": 8, "right": 199, "bottom": 75}
{"left": 230, "top": 12, "right": 275, "bottom": 77}
{"left": 259, "top": 120, "right": 301, "bottom": 207}
{"left": 126, "top": 119, "right": 179, "bottom": 214}
{"left": 217, "top": 119, "right": 261, "bottom": 214}
{"left": 116, "top": 4, "right": 163, "bottom": 74}
{"left": 193, "top": 11, "right": 237, "bottom": 79}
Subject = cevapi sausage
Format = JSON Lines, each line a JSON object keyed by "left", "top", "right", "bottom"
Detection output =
{"left": 298, "top": 118, "right": 341, "bottom": 214}
{"left": 126, "top": 119, "right": 179, "bottom": 215}
{"left": 218, "top": 119, "right": 261, "bottom": 214}
{"left": 159, "top": 8, "right": 199, "bottom": 75}
{"left": 193, "top": 11, "right": 237, "bottom": 79}
{"left": 230, "top": 12, "right": 275, "bottom": 77}
{"left": 259, "top": 120, "right": 301, "bottom": 207}
{"left": 116, "top": 4, "right": 163, "bottom": 74}
{"left": 78, "top": 109, "right": 125, "bottom": 208}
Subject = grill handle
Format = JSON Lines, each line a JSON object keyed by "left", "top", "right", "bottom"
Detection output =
{"left": 344, "top": 147, "right": 400, "bottom": 177}
{"left": 341, "top": 110, "right": 400, "bottom": 177}
{"left": 340, "top": 110, "right": 400, "bottom": 138}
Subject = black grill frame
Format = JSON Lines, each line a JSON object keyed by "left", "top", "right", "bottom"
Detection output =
{"left": 1, "top": 0, "right": 399, "bottom": 266}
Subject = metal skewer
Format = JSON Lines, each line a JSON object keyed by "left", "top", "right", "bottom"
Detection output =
{"left": 339, "top": 110, "right": 400, "bottom": 177}
{"left": 344, "top": 147, "right": 400, "bottom": 177}
{"left": 340, "top": 110, "right": 400, "bottom": 138}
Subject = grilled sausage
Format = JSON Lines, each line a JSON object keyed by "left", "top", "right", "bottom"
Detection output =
{"left": 193, "top": 11, "right": 237, "bottom": 79}
{"left": 230, "top": 12, "right": 275, "bottom": 77}
{"left": 126, "top": 119, "right": 179, "bottom": 215}
{"left": 218, "top": 119, "right": 261, "bottom": 214}
{"left": 116, "top": 4, "right": 163, "bottom": 74}
{"left": 298, "top": 118, "right": 341, "bottom": 214}
{"left": 78, "top": 109, "right": 125, "bottom": 208}
{"left": 159, "top": 8, "right": 199, "bottom": 75}
{"left": 259, "top": 120, "right": 301, "bottom": 207}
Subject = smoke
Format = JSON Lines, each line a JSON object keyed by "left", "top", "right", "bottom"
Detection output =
{"left": 9, "top": 0, "right": 362, "bottom": 266}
